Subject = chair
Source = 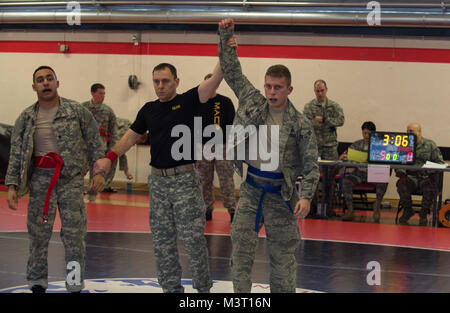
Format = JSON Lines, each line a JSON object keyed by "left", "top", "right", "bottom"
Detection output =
{"left": 338, "top": 172, "right": 377, "bottom": 212}
{"left": 395, "top": 172, "right": 444, "bottom": 225}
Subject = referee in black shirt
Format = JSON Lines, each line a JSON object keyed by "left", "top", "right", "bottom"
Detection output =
{"left": 94, "top": 61, "right": 225, "bottom": 293}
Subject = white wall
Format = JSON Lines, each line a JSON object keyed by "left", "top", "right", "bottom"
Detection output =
{"left": 1, "top": 30, "right": 449, "bottom": 199}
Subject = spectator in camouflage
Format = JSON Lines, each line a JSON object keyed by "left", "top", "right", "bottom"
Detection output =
{"left": 81, "top": 83, "right": 119, "bottom": 200}
{"left": 303, "top": 80, "right": 345, "bottom": 217}
{"left": 396, "top": 122, "right": 445, "bottom": 226}
{"left": 5, "top": 66, "right": 105, "bottom": 293}
{"left": 195, "top": 73, "right": 236, "bottom": 222}
{"left": 340, "top": 121, "right": 388, "bottom": 222}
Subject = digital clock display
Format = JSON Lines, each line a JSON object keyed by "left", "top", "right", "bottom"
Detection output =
{"left": 368, "top": 131, "right": 416, "bottom": 164}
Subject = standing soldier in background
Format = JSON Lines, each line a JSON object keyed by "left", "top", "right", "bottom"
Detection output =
{"left": 396, "top": 122, "right": 445, "bottom": 226}
{"left": 82, "top": 83, "right": 118, "bottom": 198}
{"left": 303, "top": 79, "right": 344, "bottom": 217}
{"left": 93, "top": 61, "right": 226, "bottom": 293}
{"left": 218, "top": 18, "right": 319, "bottom": 293}
{"left": 196, "top": 73, "right": 236, "bottom": 222}
{"left": 5, "top": 66, "right": 105, "bottom": 293}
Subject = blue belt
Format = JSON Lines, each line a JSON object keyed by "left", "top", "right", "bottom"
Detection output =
{"left": 245, "top": 165, "right": 293, "bottom": 233}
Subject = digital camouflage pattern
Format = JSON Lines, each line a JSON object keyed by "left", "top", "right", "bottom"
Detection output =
{"left": 5, "top": 97, "right": 103, "bottom": 292}
{"left": 104, "top": 117, "right": 132, "bottom": 187}
{"left": 81, "top": 100, "right": 118, "bottom": 153}
{"left": 27, "top": 168, "right": 87, "bottom": 292}
{"left": 0, "top": 122, "right": 13, "bottom": 138}
{"left": 219, "top": 28, "right": 319, "bottom": 202}
{"left": 81, "top": 100, "right": 118, "bottom": 197}
{"left": 219, "top": 26, "right": 319, "bottom": 293}
{"left": 231, "top": 176, "right": 301, "bottom": 292}
{"left": 6, "top": 97, "right": 104, "bottom": 196}
{"left": 195, "top": 156, "right": 236, "bottom": 215}
{"left": 148, "top": 170, "right": 212, "bottom": 293}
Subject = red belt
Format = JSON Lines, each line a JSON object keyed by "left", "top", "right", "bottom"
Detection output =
{"left": 34, "top": 152, "right": 64, "bottom": 223}
{"left": 99, "top": 126, "right": 110, "bottom": 143}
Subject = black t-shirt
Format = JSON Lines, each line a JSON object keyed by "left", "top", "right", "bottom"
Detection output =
{"left": 130, "top": 87, "right": 200, "bottom": 169}
{"left": 196, "top": 94, "right": 235, "bottom": 145}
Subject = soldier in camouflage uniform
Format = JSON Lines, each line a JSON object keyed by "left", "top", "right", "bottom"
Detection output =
{"left": 103, "top": 117, "right": 134, "bottom": 189}
{"left": 396, "top": 122, "right": 444, "bottom": 226}
{"left": 218, "top": 18, "right": 319, "bottom": 293}
{"left": 195, "top": 73, "right": 236, "bottom": 222}
{"left": 81, "top": 83, "right": 118, "bottom": 199}
{"left": 5, "top": 66, "right": 105, "bottom": 293}
{"left": 94, "top": 62, "right": 226, "bottom": 293}
{"left": 303, "top": 80, "right": 345, "bottom": 217}
{"left": 340, "top": 121, "right": 388, "bottom": 222}
{"left": 103, "top": 118, "right": 149, "bottom": 190}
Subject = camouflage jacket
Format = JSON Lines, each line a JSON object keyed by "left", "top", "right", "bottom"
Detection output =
{"left": 303, "top": 98, "right": 344, "bottom": 148}
{"left": 116, "top": 117, "right": 132, "bottom": 171}
{"left": 218, "top": 27, "right": 319, "bottom": 201}
{"left": 396, "top": 137, "right": 444, "bottom": 179}
{"left": 81, "top": 100, "right": 118, "bottom": 153}
{"left": 5, "top": 97, "right": 104, "bottom": 197}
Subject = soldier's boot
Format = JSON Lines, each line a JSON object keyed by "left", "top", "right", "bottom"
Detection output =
{"left": 205, "top": 204, "right": 213, "bottom": 221}
{"left": 341, "top": 201, "right": 354, "bottom": 221}
{"left": 399, "top": 206, "right": 414, "bottom": 225}
{"left": 373, "top": 199, "right": 381, "bottom": 223}
{"left": 419, "top": 207, "right": 428, "bottom": 226}
{"left": 31, "top": 285, "right": 46, "bottom": 293}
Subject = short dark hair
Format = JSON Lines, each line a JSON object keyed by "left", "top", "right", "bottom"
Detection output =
{"left": 204, "top": 73, "right": 213, "bottom": 80}
{"left": 153, "top": 63, "right": 177, "bottom": 79}
{"left": 361, "top": 121, "right": 376, "bottom": 132}
{"left": 91, "top": 83, "right": 105, "bottom": 93}
{"left": 265, "top": 64, "right": 291, "bottom": 86}
{"left": 33, "top": 65, "right": 56, "bottom": 83}
{"left": 314, "top": 79, "right": 327, "bottom": 88}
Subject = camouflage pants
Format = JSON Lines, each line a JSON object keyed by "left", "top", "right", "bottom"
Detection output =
{"left": 148, "top": 170, "right": 212, "bottom": 293}
{"left": 311, "top": 145, "right": 339, "bottom": 215}
{"left": 27, "top": 167, "right": 86, "bottom": 292}
{"left": 87, "top": 159, "right": 117, "bottom": 197}
{"left": 195, "top": 157, "right": 236, "bottom": 214}
{"left": 396, "top": 175, "right": 435, "bottom": 218}
{"left": 231, "top": 177, "right": 301, "bottom": 293}
{"left": 342, "top": 170, "right": 388, "bottom": 202}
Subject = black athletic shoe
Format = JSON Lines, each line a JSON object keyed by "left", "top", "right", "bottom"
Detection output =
{"left": 31, "top": 285, "right": 46, "bottom": 293}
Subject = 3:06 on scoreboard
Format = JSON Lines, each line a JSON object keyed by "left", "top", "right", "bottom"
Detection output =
{"left": 368, "top": 131, "right": 416, "bottom": 165}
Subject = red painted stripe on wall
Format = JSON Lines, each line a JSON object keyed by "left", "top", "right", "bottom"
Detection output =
{"left": 1, "top": 40, "right": 450, "bottom": 63}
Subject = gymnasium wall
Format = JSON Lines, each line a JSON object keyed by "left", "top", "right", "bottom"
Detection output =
{"left": 1, "top": 29, "right": 449, "bottom": 200}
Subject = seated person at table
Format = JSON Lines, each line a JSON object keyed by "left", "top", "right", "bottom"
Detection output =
{"left": 396, "top": 122, "right": 445, "bottom": 226}
{"left": 340, "top": 121, "right": 388, "bottom": 222}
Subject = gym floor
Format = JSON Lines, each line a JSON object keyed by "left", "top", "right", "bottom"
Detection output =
{"left": 0, "top": 186, "right": 449, "bottom": 293}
